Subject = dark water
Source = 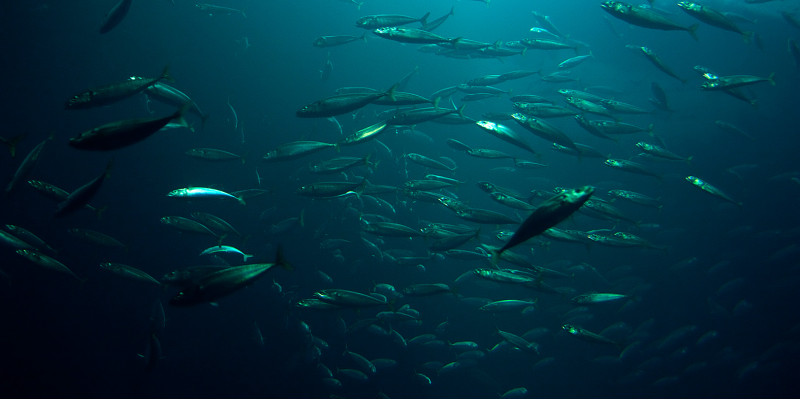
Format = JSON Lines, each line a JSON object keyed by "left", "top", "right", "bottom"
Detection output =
{"left": 2, "top": 0, "right": 800, "bottom": 397}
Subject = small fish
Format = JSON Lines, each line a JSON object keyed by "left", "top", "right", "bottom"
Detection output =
{"left": 685, "top": 176, "right": 742, "bottom": 207}
{"left": 167, "top": 187, "right": 245, "bottom": 205}
{"left": 199, "top": 245, "right": 253, "bottom": 262}
{"left": 313, "top": 33, "right": 367, "bottom": 48}
{"left": 99, "top": 0, "right": 133, "bottom": 34}
{"left": 99, "top": 262, "right": 161, "bottom": 285}
{"left": 16, "top": 249, "right": 82, "bottom": 281}
{"left": 572, "top": 293, "right": 628, "bottom": 304}
{"left": 69, "top": 104, "right": 191, "bottom": 151}
{"left": 195, "top": 3, "right": 246, "bottom": 17}
{"left": 55, "top": 160, "right": 113, "bottom": 217}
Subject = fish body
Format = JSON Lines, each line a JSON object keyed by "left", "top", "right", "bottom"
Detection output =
{"left": 170, "top": 255, "right": 289, "bottom": 306}
{"left": 186, "top": 148, "right": 242, "bottom": 162}
{"left": 68, "top": 228, "right": 126, "bottom": 248}
{"left": 297, "top": 181, "right": 364, "bottom": 198}
{"left": 512, "top": 113, "right": 578, "bottom": 152}
{"left": 633, "top": 46, "right": 686, "bottom": 83}
{"left": 0, "top": 229, "right": 36, "bottom": 250}
{"left": 562, "top": 324, "right": 620, "bottom": 346}
{"left": 100, "top": 0, "right": 133, "bottom": 33}
{"left": 685, "top": 176, "right": 742, "bottom": 207}
{"left": 514, "top": 102, "right": 576, "bottom": 118}
{"left": 199, "top": 245, "right": 253, "bottom": 262}
{"left": 601, "top": 1, "right": 698, "bottom": 40}
{"left": 406, "top": 153, "right": 455, "bottom": 170}
{"left": 701, "top": 74, "right": 775, "bottom": 90}
{"left": 297, "top": 88, "right": 394, "bottom": 118}
{"left": 160, "top": 216, "right": 218, "bottom": 237}
{"left": 264, "top": 141, "right": 337, "bottom": 161}
{"left": 341, "top": 121, "right": 388, "bottom": 145}
{"left": 310, "top": 155, "right": 371, "bottom": 173}
{"left": 145, "top": 83, "right": 205, "bottom": 120}
{"left": 313, "top": 33, "right": 367, "bottom": 47}
{"left": 388, "top": 106, "right": 462, "bottom": 126}
{"left": 456, "top": 208, "right": 519, "bottom": 225}
{"left": 195, "top": 3, "right": 246, "bottom": 17}
{"left": 475, "top": 121, "right": 537, "bottom": 155}
{"left": 498, "top": 329, "right": 540, "bottom": 354}
{"left": 70, "top": 105, "right": 189, "bottom": 150}
{"left": 314, "top": 289, "right": 387, "bottom": 307}
{"left": 403, "top": 283, "right": 452, "bottom": 296}
{"left": 559, "top": 53, "right": 593, "bottom": 69}
{"left": 100, "top": 262, "right": 161, "bottom": 285}
{"left": 480, "top": 299, "right": 537, "bottom": 312}
{"left": 374, "top": 27, "right": 457, "bottom": 45}
{"left": 572, "top": 293, "right": 628, "bottom": 304}
{"left": 494, "top": 186, "right": 594, "bottom": 257}
{"left": 604, "top": 159, "right": 661, "bottom": 179}
{"left": 55, "top": 161, "right": 112, "bottom": 217}
{"left": 607, "top": 190, "right": 662, "bottom": 208}
{"left": 363, "top": 221, "right": 422, "bottom": 237}
{"left": 4, "top": 225, "right": 55, "bottom": 253}
{"left": 355, "top": 13, "right": 430, "bottom": 29}
{"left": 168, "top": 187, "right": 245, "bottom": 205}
{"left": 66, "top": 67, "right": 171, "bottom": 109}
{"left": 6, "top": 136, "right": 50, "bottom": 194}
{"left": 16, "top": 249, "right": 81, "bottom": 281}
{"left": 636, "top": 142, "right": 691, "bottom": 162}
{"left": 677, "top": 2, "right": 751, "bottom": 39}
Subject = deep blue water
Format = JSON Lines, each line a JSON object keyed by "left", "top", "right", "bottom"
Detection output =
{"left": 1, "top": 0, "right": 800, "bottom": 397}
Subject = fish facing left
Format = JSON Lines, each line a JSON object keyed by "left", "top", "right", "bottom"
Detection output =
{"left": 69, "top": 104, "right": 191, "bottom": 151}
{"left": 169, "top": 247, "right": 291, "bottom": 306}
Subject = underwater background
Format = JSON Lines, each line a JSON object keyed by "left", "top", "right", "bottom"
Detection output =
{"left": 1, "top": 0, "right": 800, "bottom": 397}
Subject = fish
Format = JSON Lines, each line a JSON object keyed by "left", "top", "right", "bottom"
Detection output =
{"left": 701, "top": 73, "right": 775, "bottom": 90}
{"left": 362, "top": 221, "right": 423, "bottom": 237}
{"left": 387, "top": 105, "right": 464, "bottom": 126}
{"left": 685, "top": 176, "right": 742, "bottom": 207}
{"left": 403, "top": 283, "right": 453, "bottom": 296}
{"left": 145, "top": 83, "right": 206, "bottom": 123}
{"left": 313, "top": 33, "right": 367, "bottom": 48}
{"left": 497, "top": 329, "right": 540, "bottom": 354}
{"left": 572, "top": 293, "right": 628, "bottom": 304}
{"left": 604, "top": 159, "right": 662, "bottom": 180}
{"left": 406, "top": 153, "right": 456, "bottom": 171}
{"left": 421, "top": 6, "right": 454, "bottom": 31}
{"left": 492, "top": 186, "right": 594, "bottom": 259}
{"left": 340, "top": 121, "right": 388, "bottom": 145}
{"left": 479, "top": 299, "right": 537, "bottom": 313}
{"left": 16, "top": 249, "right": 82, "bottom": 281}
{"left": 511, "top": 113, "right": 579, "bottom": 152}
{"left": 601, "top": 1, "right": 698, "bottom": 40}
{"left": 4, "top": 225, "right": 56, "bottom": 253}
{"left": 199, "top": 245, "right": 253, "bottom": 262}
{"left": 607, "top": 190, "right": 662, "bottom": 209}
{"left": 629, "top": 45, "right": 686, "bottom": 83}
{"left": 636, "top": 142, "right": 692, "bottom": 162}
{"left": 373, "top": 27, "right": 459, "bottom": 45}
{"left": 559, "top": 53, "right": 593, "bottom": 69}
{"left": 677, "top": 2, "right": 753, "bottom": 42}
{"left": 0, "top": 229, "right": 36, "bottom": 250}
{"left": 55, "top": 160, "right": 113, "bottom": 217}
{"left": 355, "top": 13, "right": 430, "bottom": 29}
{"left": 0, "top": 133, "right": 25, "bottom": 157}
{"left": 297, "top": 180, "right": 365, "bottom": 198}
{"left": 562, "top": 324, "right": 621, "bottom": 347}
{"left": 66, "top": 66, "right": 172, "bottom": 109}
{"left": 195, "top": 3, "right": 246, "bottom": 17}
{"left": 99, "top": 0, "right": 133, "bottom": 34}
{"left": 170, "top": 248, "right": 290, "bottom": 306}
{"left": 68, "top": 228, "right": 126, "bottom": 249}
{"left": 160, "top": 216, "right": 219, "bottom": 237}
{"left": 6, "top": 135, "right": 51, "bottom": 194}
{"left": 475, "top": 121, "right": 538, "bottom": 155}
{"left": 186, "top": 148, "right": 243, "bottom": 162}
{"left": 314, "top": 289, "right": 387, "bottom": 307}
{"left": 168, "top": 187, "right": 244, "bottom": 205}
{"left": 69, "top": 104, "right": 190, "bottom": 150}
{"left": 263, "top": 141, "right": 337, "bottom": 161}
{"left": 296, "top": 85, "right": 396, "bottom": 118}
{"left": 99, "top": 263, "right": 161, "bottom": 285}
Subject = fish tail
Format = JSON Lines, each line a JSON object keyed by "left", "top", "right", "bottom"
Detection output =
{"left": 159, "top": 65, "right": 174, "bottom": 83}
{"left": 743, "top": 31, "right": 754, "bottom": 45}
{"left": 419, "top": 11, "right": 430, "bottom": 26}
{"left": 356, "top": 2, "right": 363, "bottom": 11}
{"left": 687, "top": 24, "right": 699, "bottom": 41}
{"left": 274, "top": 246, "right": 293, "bottom": 271}
{"left": 243, "top": 254, "right": 254, "bottom": 262}
{"left": 236, "top": 196, "right": 246, "bottom": 206}
{"left": 767, "top": 72, "right": 776, "bottom": 86}
{"left": 94, "top": 205, "right": 108, "bottom": 220}
{"left": 173, "top": 103, "right": 194, "bottom": 133}
{"left": 360, "top": 31, "right": 367, "bottom": 42}
{"left": 1, "top": 133, "right": 26, "bottom": 158}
